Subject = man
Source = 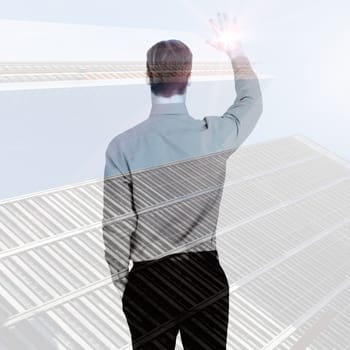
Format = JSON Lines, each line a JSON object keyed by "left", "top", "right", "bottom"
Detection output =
{"left": 102, "top": 13, "right": 262, "bottom": 349}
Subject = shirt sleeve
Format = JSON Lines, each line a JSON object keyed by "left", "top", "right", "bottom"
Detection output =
{"left": 203, "top": 57, "right": 263, "bottom": 152}
{"left": 102, "top": 144, "right": 137, "bottom": 298}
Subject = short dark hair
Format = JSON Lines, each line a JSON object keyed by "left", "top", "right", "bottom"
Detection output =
{"left": 146, "top": 39, "right": 192, "bottom": 98}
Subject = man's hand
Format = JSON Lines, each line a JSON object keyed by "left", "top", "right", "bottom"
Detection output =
{"left": 112, "top": 274, "right": 128, "bottom": 297}
{"left": 206, "top": 12, "right": 245, "bottom": 59}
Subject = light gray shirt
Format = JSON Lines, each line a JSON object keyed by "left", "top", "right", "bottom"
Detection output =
{"left": 102, "top": 61, "right": 263, "bottom": 294}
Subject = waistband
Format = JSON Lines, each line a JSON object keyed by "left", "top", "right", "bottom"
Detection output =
{"left": 132, "top": 250, "right": 218, "bottom": 270}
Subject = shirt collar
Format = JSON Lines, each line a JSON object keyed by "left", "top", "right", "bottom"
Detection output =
{"left": 149, "top": 102, "right": 191, "bottom": 118}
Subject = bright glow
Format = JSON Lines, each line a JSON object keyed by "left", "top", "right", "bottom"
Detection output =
{"left": 216, "top": 32, "right": 243, "bottom": 54}
{"left": 217, "top": 29, "right": 245, "bottom": 50}
{"left": 218, "top": 32, "right": 237, "bottom": 46}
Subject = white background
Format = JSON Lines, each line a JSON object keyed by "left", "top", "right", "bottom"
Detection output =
{"left": 0, "top": 0, "right": 349, "bottom": 199}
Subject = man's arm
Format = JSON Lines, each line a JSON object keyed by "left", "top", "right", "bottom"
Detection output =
{"left": 206, "top": 13, "right": 263, "bottom": 150}
{"left": 220, "top": 54, "right": 263, "bottom": 148}
{"left": 102, "top": 145, "right": 137, "bottom": 297}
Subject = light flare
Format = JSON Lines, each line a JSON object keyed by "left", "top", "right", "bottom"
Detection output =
{"left": 218, "top": 31, "right": 239, "bottom": 46}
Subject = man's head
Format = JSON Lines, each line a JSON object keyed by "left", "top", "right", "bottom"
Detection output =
{"left": 146, "top": 39, "right": 192, "bottom": 98}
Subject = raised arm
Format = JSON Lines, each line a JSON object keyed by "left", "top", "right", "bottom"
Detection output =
{"left": 206, "top": 13, "right": 263, "bottom": 149}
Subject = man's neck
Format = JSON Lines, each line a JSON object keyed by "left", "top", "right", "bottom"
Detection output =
{"left": 151, "top": 92, "right": 186, "bottom": 105}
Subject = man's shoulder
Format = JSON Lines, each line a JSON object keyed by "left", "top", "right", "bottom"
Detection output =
{"left": 106, "top": 119, "right": 151, "bottom": 155}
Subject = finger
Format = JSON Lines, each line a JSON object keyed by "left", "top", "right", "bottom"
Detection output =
{"left": 225, "top": 13, "right": 237, "bottom": 32}
{"left": 206, "top": 39, "right": 220, "bottom": 49}
{"left": 209, "top": 18, "right": 221, "bottom": 35}
{"left": 223, "top": 13, "right": 229, "bottom": 28}
{"left": 206, "top": 39, "right": 216, "bottom": 46}
{"left": 232, "top": 16, "right": 239, "bottom": 32}
{"left": 217, "top": 12, "right": 224, "bottom": 31}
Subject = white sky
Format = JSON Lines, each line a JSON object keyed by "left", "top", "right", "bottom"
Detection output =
{"left": 0, "top": 20, "right": 225, "bottom": 62}
{"left": 1, "top": 0, "right": 350, "bottom": 199}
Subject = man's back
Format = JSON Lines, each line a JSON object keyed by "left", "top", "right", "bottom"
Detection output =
{"left": 106, "top": 106, "right": 233, "bottom": 261}
{"left": 103, "top": 71, "right": 262, "bottom": 269}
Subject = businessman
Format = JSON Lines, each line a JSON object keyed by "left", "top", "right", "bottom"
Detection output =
{"left": 102, "top": 13, "right": 262, "bottom": 349}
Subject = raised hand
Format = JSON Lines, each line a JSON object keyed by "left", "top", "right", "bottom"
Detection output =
{"left": 206, "top": 12, "right": 245, "bottom": 58}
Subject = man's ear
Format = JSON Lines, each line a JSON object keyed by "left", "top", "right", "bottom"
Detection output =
{"left": 187, "top": 75, "right": 191, "bottom": 86}
{"left": 146, "top": 76, "right": 150, "bottom": 85}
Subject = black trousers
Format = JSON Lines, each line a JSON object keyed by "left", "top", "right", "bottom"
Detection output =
{"left": 122, "top": 250, "right": 229, "bottom": 349}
